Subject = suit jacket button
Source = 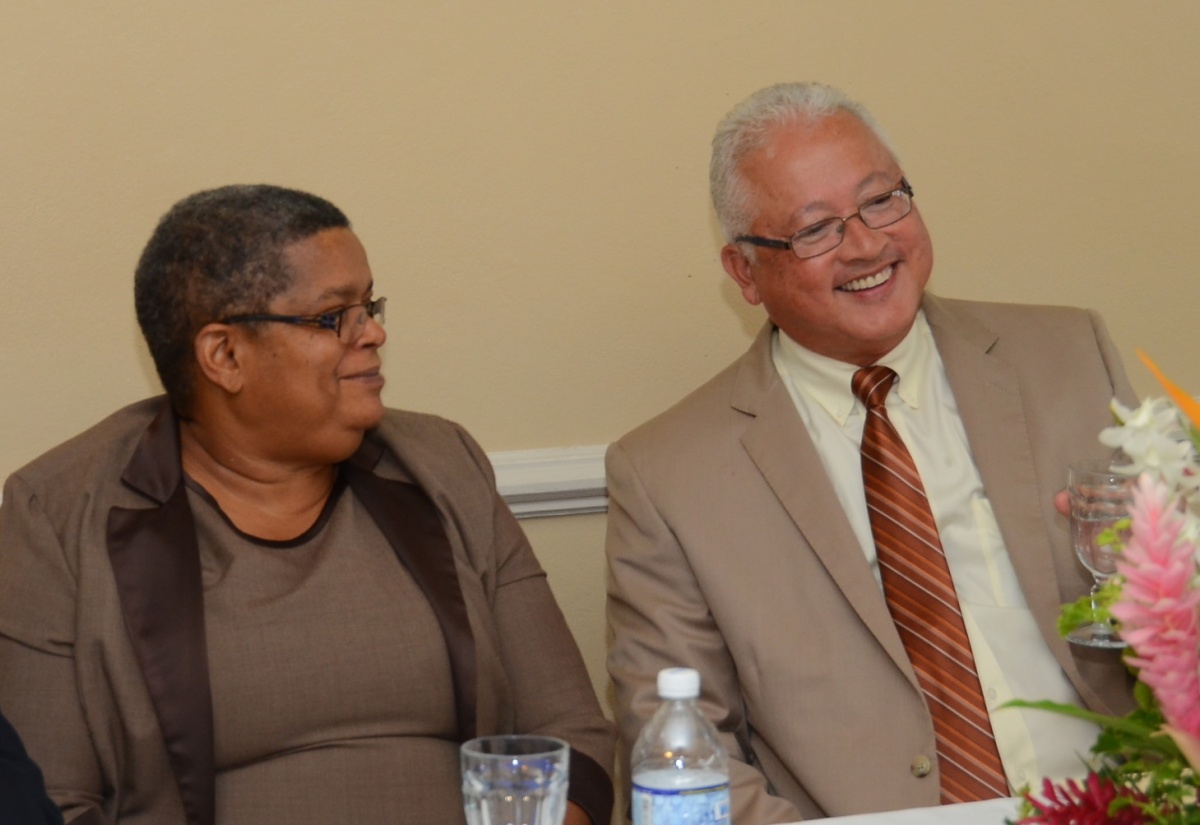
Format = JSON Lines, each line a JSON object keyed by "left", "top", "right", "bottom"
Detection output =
{"left": 911, "top": 756, "right": 933, "bottom": 778}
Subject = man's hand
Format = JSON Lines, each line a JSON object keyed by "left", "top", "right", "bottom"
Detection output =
{"left": 1054, "top": 489, "right": 1069, "bottom": 517}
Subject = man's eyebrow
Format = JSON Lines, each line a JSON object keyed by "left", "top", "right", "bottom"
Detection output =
{"left": 855, "top": 170, "right": 899, "bottom": 194}
{"left": 786, "top": 171, "right": 902, "bottom": 225}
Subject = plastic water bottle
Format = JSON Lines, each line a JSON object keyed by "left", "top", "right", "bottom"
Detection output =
{"left": 630, "top": 667, "right": 731, "bottom": 825}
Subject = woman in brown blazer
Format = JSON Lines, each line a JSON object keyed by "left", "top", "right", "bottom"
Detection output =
{"left": 0, "top": 185, "right": 613, "bottom": 825}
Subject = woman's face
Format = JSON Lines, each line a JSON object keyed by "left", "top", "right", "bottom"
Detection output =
{"left": 235, "top": 227, "right": 387, "bottom": 464}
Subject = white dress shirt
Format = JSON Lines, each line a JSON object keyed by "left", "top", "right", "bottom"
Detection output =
{"left": 771, "top": 311, "right": 1099, "bottom": 792}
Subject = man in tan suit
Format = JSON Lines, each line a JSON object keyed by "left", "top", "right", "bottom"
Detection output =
{"left": 606, "top": 83, "right": 1134, "bottom": 822}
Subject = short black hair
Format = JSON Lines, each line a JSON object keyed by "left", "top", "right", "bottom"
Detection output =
{"left": 133, "top": 184, "right": 350, "bottom": 416}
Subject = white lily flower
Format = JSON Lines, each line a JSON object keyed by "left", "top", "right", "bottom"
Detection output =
{"left": 1099, "top": 397, "right": 1199, "bottom": 494}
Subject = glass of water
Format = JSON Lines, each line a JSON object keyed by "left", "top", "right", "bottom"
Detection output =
{"left": 1066, "top": 458, "right": 1134, "bottom": 649}
{"left": 461, "top": 735, "right": 569, "bottom": 825}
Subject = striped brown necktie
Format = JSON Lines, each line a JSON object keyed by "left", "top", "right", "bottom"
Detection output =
{"left": 852, "top": 365, "right": 1008, "bottom": 803}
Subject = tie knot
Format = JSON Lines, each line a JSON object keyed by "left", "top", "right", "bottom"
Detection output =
{"left": 852, "top": 365, "right": 897, "bottom": 410}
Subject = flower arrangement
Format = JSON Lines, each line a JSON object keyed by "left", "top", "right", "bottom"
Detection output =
{"left": 1011, "top": 353, "right": 1200, "bottom": 824}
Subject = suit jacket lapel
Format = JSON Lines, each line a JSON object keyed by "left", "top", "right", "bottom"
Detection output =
{"left": 733, "top": 325, "right": 915, "bottom": 678}
{"left": 923, "top": 296, "right": 1072, "bottom": 669}
{"left": 106, "top": 402, "right": 214, "bottom": 825}
{"left": 345, "top": 434, "right": 478, "bottom": 743}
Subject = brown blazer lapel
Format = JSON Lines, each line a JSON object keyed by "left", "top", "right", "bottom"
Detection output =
{"left": 105, "top": 403, "right": 215, "bottom": 825}
{"left": 924, "top": 297, "right": 1071, "bottom": 666}
{"left": 733, "top": 325, "right": 914, "bottom": 679}
{"left": 346, "top": 436, "right": 478, "bottom": 742}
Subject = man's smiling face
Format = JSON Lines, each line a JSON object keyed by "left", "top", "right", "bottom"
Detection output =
{"left": 721, "top": 111, "right": 934, "bottom": 366}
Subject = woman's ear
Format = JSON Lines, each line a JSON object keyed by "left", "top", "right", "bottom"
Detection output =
{"left": 192, "top": 323, "right": 246, "bottom": 395}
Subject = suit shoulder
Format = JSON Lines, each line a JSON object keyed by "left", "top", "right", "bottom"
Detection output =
{"left": 927, "top": 294, "right": 1122, "bottom": 361}
{"left": 931, "top": 295, "right": 1103, "bottom": 335}
{"left": 927, "top": 294, "right": 1130, "bottom": 400}
{"left": 371, "top": 407, "right": 490, "bottom": 473}
{"left": 614, "top": 350, "right": 754, "bottom": 459}
{"left": 374, "top": 406, "right": 466, "bottom": 441}
{"left": 6, "top": 398, "right": 162, "bottom": 492}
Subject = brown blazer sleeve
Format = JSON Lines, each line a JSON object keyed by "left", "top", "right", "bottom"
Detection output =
{"left": 0, "top": 474, "right": 109, "bottom": 823}
{"left": 453, "top": 425, "right": 616, "bottom": 825}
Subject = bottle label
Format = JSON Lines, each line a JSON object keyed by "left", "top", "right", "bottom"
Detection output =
{"left": 631, "top": 780, "right": 730, "bottom": 825}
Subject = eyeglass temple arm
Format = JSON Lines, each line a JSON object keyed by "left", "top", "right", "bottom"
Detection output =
{"left": 734, "top": 236, "right": 792, "bottom": 250}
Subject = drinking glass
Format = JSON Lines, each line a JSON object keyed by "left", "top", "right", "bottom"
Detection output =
{"left": 461, "top": 735, "right": 569, "bottom": 825}
{"left": 1066, "top": 459, "right": 1133, "bottom": 649}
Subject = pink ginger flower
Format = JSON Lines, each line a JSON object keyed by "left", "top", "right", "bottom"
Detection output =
{"left": 1110, "top": 473, "right": 1200, "bottom": 737}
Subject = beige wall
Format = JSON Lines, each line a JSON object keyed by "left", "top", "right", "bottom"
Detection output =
{"left": 4, "top": 0, "right": 1200, "bottom": 772}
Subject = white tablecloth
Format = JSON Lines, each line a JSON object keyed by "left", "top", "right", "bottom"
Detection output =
{"left": 795, "top": 797, "right": 1020, "bottom": 824}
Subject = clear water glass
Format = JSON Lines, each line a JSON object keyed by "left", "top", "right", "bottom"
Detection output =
{"left": 1066, "top": 458, "right": 1133, "bottom": 649}
{"left": 461, "top": 735, "right": 569, "bottom": 825}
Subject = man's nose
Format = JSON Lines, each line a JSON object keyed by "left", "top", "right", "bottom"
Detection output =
{"left": 835, "top": 214, "right": 888, "bottom": 260}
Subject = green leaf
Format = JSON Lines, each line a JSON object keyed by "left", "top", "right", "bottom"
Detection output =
{"left": 1002, "top": 699, "right": 1158, "bottom": 738}
{"left": 1098, "top": 518, "right": 1132, "bottom": 550}
{"left": 1056, "top": 580, "right": 1124, "bottom": 637}
{"left": 1134, "top": 680, "right": 1158, "bottom": 712}
{"left": 1058, "top": 594, "right": 1093, "bottom": 636}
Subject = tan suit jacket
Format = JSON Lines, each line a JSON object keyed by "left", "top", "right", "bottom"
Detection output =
{"left": 0, "top": 399, "right": 614, "bottom": 825}
{"left": 607, "top": 295, "right": 1136, "bottom": 822}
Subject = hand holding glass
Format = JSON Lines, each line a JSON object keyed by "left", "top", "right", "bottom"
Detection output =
{"left": 1066, "top": 459, "right": 1133, "bottom": 648}
{"left": 461, "top": 735, "right": 569, "bottom": 825}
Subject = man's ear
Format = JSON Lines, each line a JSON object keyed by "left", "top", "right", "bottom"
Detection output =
{"left": 720, "top": 244, "right": 763, "bottom": 306}
{"left": 192, "top": 323, "right": 246, "bottom": 395}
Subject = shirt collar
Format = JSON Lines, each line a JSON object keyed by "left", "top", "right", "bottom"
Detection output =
{"left": 773, "top": 310, "right": 934, "bottom": 425}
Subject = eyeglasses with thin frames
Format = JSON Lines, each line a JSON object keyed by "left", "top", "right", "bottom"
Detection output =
{"left": 220, "top": 296, "right": 386, "bottom": 343}
{"left": 735, "top": 178, "right": 914, "bottom": 260}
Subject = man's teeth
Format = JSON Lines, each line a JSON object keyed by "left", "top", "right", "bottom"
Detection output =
{"left": 840, "top": 266, "right": 893, "bottom": 292}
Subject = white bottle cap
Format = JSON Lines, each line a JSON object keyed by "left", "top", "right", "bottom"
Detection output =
{"left": 657, "top": 667, "right": 700, "bottom": 699}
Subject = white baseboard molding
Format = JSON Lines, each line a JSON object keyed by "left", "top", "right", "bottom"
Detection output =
{"left": 489, "top": 444, "right": 609, "bottom": 519}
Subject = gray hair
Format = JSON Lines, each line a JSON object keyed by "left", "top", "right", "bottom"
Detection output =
{"left": 710, "top": 82, "right": 898, "bottom": 242}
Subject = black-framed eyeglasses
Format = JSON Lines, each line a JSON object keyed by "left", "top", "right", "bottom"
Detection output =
{"left": 220, "top": 296, "right": 386, "bottom": 343}
{"left": 735, "top": 178, "right": 914, "bottom": 260}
